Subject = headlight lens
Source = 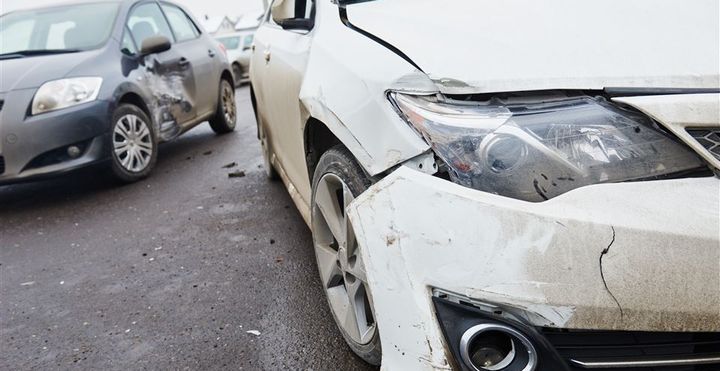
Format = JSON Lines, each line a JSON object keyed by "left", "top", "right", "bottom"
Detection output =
{"left": 31, "top": 77, "right": 103, "bottom": 115}
{"left": 391, "top": 93, "right": 705, "bottom": 202}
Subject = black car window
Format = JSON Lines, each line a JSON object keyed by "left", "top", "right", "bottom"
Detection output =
{"left": 127, "top": 3, "right": 175, "bottom": 47}
{"left": 161, "top": 4, "right": 199, "bottom": 42}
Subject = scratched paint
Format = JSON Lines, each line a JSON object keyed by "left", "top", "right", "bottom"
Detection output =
{"left": 142, "top": 55, "right": 195, "bottom": 141}
{"left": 348, "top": 167, "right": 720, "bottom": 370}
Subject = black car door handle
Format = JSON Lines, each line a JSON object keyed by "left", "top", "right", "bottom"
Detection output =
{"left": 208, "top": 49, "right": 216, "bottom": 58}
{"left": 178, "top": 57, "right": 190, "bottom": 67}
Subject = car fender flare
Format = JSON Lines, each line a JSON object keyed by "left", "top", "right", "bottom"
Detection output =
{"left": 300, "top": 97, "right": 374, "bottom": 175}
{"left": 111, "top": 82, "right": 156, "bottom": 129}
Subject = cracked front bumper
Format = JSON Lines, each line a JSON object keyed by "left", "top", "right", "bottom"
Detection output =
{"left": 347, "top": 167, "right": 720, "bottom": 370}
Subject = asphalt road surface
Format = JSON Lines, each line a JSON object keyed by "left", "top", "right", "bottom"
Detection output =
{"left": 0, "top": 87, "right": 377, "bottom": 371}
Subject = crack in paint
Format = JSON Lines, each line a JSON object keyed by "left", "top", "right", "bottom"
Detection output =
{"left": 599, "top": 226, "right": 624, "bottom": 318}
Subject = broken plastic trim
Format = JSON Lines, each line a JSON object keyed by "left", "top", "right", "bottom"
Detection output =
{"left": 389, "top": 92, "right": 707, "bottom": 202}
{"left": 433, "top": 289, "right": 565, "bottom": 329}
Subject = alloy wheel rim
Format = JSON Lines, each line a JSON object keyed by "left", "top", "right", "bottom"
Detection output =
{"left": 113, "top": 114, "right": 153, "bottom": 172}
{"left": 312, "top": 173, "right": 377, "bottom": 345}
{"left": 222, "top": 82, "right": 236, "bottom": 125}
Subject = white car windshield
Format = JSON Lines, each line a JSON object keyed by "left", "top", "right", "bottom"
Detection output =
{"left": 0, "top": 2, "right": 119, "bottom": 56}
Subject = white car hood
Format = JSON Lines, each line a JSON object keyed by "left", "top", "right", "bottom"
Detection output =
{"left": 345, "top": 0, "right": 720, "bottom": 94}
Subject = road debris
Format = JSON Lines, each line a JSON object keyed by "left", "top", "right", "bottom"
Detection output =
{"left": 20, "top": 281, "right": 35, "bottom": 286}
{"left": 222, "top": 162, "right": 237, "bottom": 169}
{"left": 203, "top": 150, "right": 212, "bottom": 156}
{"left": 246, "top": 330, "right": 261, "bottom": 336}
{"left": 228, "top": 170, "right": 246, "bottom": 178}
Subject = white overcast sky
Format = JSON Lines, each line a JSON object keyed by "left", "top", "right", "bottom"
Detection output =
{"left": 0, "top": 0, "right": 266, "bottom": 18}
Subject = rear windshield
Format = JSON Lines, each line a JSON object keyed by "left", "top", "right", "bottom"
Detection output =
{"left": 0, "top": 3, "right": 119, "bottom": 54}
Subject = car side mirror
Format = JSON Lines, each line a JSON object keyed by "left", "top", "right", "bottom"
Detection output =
{"left": 279, "top": 18, "right": 314, "bottom": 31}
{"left": 271, "top": 0, "right": 295, "bottom": 25}
{"left": 140, "top": 36, "right": 171, "bottom": 56}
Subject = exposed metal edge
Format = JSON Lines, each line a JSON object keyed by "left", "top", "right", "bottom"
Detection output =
{"left": 570, "top": 354, "right": 720, "bottom": 368}
{"left": 337, "top": 6, "right": 424, "bottom": 72}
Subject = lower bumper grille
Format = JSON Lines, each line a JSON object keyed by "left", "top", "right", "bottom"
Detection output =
{"left": 541, "top": 328, "right": 720, "bottom": 371}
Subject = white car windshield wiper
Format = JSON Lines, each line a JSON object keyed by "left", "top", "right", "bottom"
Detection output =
{"left": 0, "top": 49, "right": 82, "bottom": 60}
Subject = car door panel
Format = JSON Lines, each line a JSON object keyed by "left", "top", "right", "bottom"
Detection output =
{"left": 128, "top": 2, "right": 195, "bottom": 139}
{"left": 160, "top": 3, "right": 218, "bottom": 120}
{"left": 259, "top": 8, "right": 314, "bottom": 206}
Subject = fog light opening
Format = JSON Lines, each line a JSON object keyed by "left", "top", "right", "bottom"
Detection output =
{"left": 460, "top": 324, "right": 537, "bottom": 371}
{"left": 67, "top": 146, "right": 82, "bottom": 159}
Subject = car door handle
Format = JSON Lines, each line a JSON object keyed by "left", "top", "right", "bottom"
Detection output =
{"left": 178, "top": 57, "right": 190, "bottom": 67}
{"left": 208, "top": 49, "right": 216, "bottom": 58}
{"left": 263, "top": 50, "right": 271, "bottom": 63}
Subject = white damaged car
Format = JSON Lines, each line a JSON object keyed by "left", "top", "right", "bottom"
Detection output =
{"left": 250, "top": 0, "right": 720, "bottom": 370}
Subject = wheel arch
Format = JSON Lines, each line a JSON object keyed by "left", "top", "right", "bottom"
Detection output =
{"left": 220, "top": 68, "right": 234, "bottom": 87}
{"left": 111, "top": 82, "right": 155, "bottom": 130}
{"left": 304, "top": 117, "right": 342, "bottom": 181}
{"left": 117, "top": 92, "right": 152, "bottom": 121}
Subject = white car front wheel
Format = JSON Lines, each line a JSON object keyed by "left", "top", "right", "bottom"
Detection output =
{"left": 311, "top": 145, "right": 381, "bottom": 365}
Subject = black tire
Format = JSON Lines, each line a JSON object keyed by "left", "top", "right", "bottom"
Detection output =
{"left": 208, "top": 78, "right": 237, "bottom": 134}
{"left": 109, "top": 104, "right": 158, "bottom": 183}
{"left": 257, "top": 111, "right": 280, "bottom": 181}
{"left": 232, "top": 63, "right": 243, "bottom": 87}
{"left": 311, "top": 145, "right": 381, "bottom": 365}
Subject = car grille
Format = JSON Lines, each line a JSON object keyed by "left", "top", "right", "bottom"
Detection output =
{"left": 687, "top": 128, "right": 720, "bottom": 160}
{"left": 541, "top": 328, "right": 720, "bottom": 371}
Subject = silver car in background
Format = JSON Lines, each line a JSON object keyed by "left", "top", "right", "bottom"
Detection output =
{"left": 216, "top": 11, "right": 263, "bottom": 86}
{"left": 217, "top": 32, "right": 254, "bottom": 86}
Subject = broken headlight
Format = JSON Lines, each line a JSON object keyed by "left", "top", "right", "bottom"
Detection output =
{"left": 390, "top": 93, "right": 705, "bottom": 202}
{"left": 31, "top": 77, "right": 103, "bottom": 115}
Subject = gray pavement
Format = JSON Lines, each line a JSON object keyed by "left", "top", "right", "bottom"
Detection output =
{"left": 0, "top": 87, "right": 377, "bottom": 371}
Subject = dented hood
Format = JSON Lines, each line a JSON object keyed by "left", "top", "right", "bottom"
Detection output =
{"left": 345, "top": 0, "right": 720, "bottom": 94}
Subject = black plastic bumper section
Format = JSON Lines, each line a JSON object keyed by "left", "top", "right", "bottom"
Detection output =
{"left": 433, "top": 296, "right": 720, "bottom": 371}
{"left": 433, "top": 296, "right": 570, "bottom": 371}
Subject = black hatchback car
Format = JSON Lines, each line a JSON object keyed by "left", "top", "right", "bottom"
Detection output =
{"left": 0, "top": 0, "right": 237, "bottom": 184}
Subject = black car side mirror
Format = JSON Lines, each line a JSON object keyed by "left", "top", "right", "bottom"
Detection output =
{"left": 279, "top": 18, "right": 314, "bottom": 31}
{"left": 140, "top": 36, "right": 171, "bottom": 56}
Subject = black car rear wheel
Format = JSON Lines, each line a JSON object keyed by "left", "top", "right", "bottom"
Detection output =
{"left": 109, "top": 104, "right": 158, "bottom": 183}
{"left": 209, "top": 79, "right": 237, "bottom": 134}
